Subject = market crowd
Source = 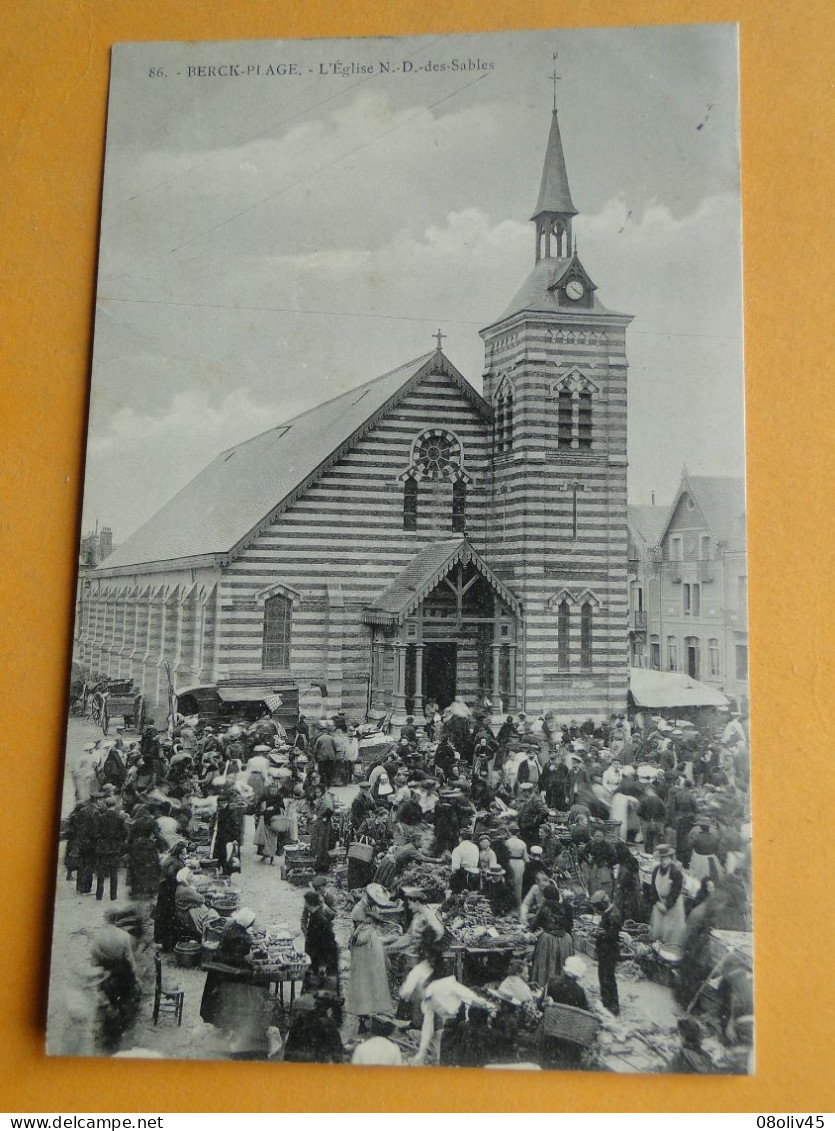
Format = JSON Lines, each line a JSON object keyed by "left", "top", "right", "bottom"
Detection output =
{"left": 59, "top": 693, "right": 752, "bottom": 1071}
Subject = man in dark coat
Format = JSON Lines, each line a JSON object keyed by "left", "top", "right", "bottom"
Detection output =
{"left": 350, "top": 781, "right": 375, "bottom": 832}
{"left": 540, "top": 753, "right": 569, "bottom": 810}
{"left": 74, "top": 795, "right": 100, "bottom": 894}
{"left": 94, "top": 797, "right": 128, "bottom": 901}
{"left": 517, "top": 785, "right": 549, "bottom": 847}
{"left": 312, "top": 723, "right": 339, "bottom": 787}
{"left": 591, "top": 890, "right": 622, "bottom": 1016}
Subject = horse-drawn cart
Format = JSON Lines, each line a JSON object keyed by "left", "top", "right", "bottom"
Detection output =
{"left": 89, "top": 678, "right": 146, "bottom": 735}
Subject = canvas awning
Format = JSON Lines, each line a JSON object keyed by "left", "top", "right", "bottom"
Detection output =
{"left": 628, "top": 667, "right": 728, "bottom": 709}
{"left": 217, "top": 687, "right": 283, "bottom": 711}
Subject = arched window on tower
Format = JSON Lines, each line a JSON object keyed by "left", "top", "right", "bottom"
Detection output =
{"left": 558, "top": 600, "right": 570, "bottom": 670}
{"left": 558, "top": 388, "right": 573, "bottom": 449}
{"left": 495, "top": 383, "right": 514, "bottom": 454}
{"left": 263, "top": 593, "right": 292, "bottom": 670}
{"left": 580, "top": 601, "right": 593, "bottom": 669}
{"left": 578, "top": 391, "right": 593, "bottom": 449}
{"left": 403, "top": 476, "right": 418, "bottom": 531}
{"left": 452, "top": 478, "right": 467, "bottom": 533}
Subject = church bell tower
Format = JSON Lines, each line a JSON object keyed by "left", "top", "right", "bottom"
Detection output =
{"left": 481, "top": 100, "right": 632, "bottom": 721}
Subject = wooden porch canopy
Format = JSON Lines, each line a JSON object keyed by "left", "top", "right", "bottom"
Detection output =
{"left": 362, "top": 538, "right": 521, "bottom": 627}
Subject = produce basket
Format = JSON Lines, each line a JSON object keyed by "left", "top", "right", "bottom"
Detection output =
{"left": 174, "top": 940, "right": 202, "bottom": 969}
{"left": 287, "top": 868, "right": 315, "bottom": 887}
{"left": 601, "top": 820, "right": 623, "bottom": 844}
{"left": 541, "top": 1003, "right": 601, "bottom": 1047}
{"left": 347, "top": 841, "right": 375, "bottom": 863}
{"left": 203, "top": 917, "right": 230, "bottom": 946}
{"left": 210, "top": 893, "right": 239, "bottom": 916}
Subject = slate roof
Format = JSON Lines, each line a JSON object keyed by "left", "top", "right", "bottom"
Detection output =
{"left": 486, "top": 256, "right": 615, "bottom": 326}
{"left": 531, "top": 110, "right": 577, "bottom": 218}
{"left": 98, "top": 351, "right": 488, "bottom": 573}
{"left": 363, "top": 538, "right": 521, "bottom": 625}
{"left": 685, "top": 476, "right": 747, "bottom": 550}
{"left": 659, "top": 474, "right": 747, "bottom": 552}
{"left": 627, "top": 504, "right": 669, "bottom": 549}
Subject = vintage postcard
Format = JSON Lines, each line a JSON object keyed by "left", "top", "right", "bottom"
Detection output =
{"left": 49, "top": 26, "right": 751, "bottom": 1073}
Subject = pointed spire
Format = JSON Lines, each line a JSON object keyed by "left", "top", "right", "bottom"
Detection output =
{"left": 531, "top": 109, "right": 577, "bottom": 220}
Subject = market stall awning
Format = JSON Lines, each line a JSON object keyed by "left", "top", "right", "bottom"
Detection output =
{"left": 217, "top": 687, "right": 283, "bottom": 711}
{"left": 628, "top": 667, "right": 728, "bottom": 709}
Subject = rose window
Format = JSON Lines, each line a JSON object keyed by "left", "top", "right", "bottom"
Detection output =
{"left": 414, "top": 429, "right": 461, "bottom": 479}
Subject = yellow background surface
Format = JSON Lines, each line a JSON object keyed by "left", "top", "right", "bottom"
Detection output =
{"left": 2, "top": 0, "right": 834, "bottom": 1113}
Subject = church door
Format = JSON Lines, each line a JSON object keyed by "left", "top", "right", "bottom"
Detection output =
{"left": 423, "top": 642, "right": 457, "bottom": 710}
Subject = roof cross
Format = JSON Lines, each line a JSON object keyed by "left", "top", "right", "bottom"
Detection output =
{"left": 550, "top": 52, "right": 561, "bottom": 111}
{"left": 433, "top": 328, "right": 446, "bottom": 352}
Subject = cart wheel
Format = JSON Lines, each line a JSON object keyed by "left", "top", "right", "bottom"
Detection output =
{"left": 101, "top": 703, "right": 109, "bottom": 736}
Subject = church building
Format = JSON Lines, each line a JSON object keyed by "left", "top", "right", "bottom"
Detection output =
{"left": 78, "top": 103, "right": 632, "bottom": 727}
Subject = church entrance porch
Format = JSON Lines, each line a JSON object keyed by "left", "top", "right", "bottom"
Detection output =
{"left": 418, "top": 642, "right": 457, "bottom": 710}
{"left": 362, "top": 538, "right": 521, "bottom": 725}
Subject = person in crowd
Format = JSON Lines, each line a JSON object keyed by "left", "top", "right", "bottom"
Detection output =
{"left": 153, "top": 840, "right": 188, "bottom": 952}
{"left": 517, "top": 782, "right": 549, "bottom": 847}
{"left": 540, "top": 750, "right": 570, "bottom": 810}
{"left": 520, "top": 869, "right": 563, "bottom": 928}
{"left": 449, "top": 831, "right": 480, "bottom": 894}
{"left": 637, "top": 784, "right": 667, "bottom": 854}
{"left": 303, "top": 891, "right": 340, "bottom": 987}
{"left": 351, "top": 781, "right": 375, "bottom": 833}
{"left": 346, "top": 886, "right": 395, "bottom": 1030}
{"left": 385, "top": 887, "right": 445, "bottom": 955}
{"left": 579, "top": 826, "right": 616, "bottom": 900}
{"left": 539, "top": 955, "right": 590, "bottom": 1069}
{"left": 73, "top": 793, "right": 101, "bottom": 895}
{"left": 503, "top": 823, "right": 529, "bottom": 908}
{"left": 687, "top": 818, "right": 725, "bottom": 883}
{"left": 521, "top": 844, "right": 545, "bottom": 899}
{"left": 590, "top": 890, "right": 622, "bottom": 1016}
{"left": 283, "top": 990, "right": 344, "bottom": 1064}
{"left": 213, "top": 787, "right": 245, "bottom": 877}
{"left": 313, "top": 719, "right": 339, "bottom": 788}
{"left": 309, "top": 784, "right": 337, "bottom": 873}
{"left": 199, "top": 908, "right": 264, "bottom": 1053}
{"left": 89, "top": 906, "right": 142, "bottom": 1054}
{"left": 351, "top": 1015, "right": 404, "bottom": 1066}
{"left": 94, "top": 795, "right": 128, "bottom": 902}
{"left": 125, "top": 804, "right": 163, "bottom": 899}
{"left": 174, "top": 867, "right": 218, "bottom": 940}
{"left": 649, "top": 843, "right": 687, "bottom": 950}
{"left": 612, "top": 841, "right": 643, "bottom": 923}
{"left": 530, "top": 887, "right": 575, "bottom": 988}
{"left": 253, "top": 784, "right": 286, "bottom": 865}
{"left": 667, "top": 1016, "right": 714, "bottom": 1074}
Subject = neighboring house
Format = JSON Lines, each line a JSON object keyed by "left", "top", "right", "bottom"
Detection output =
{"left": 628, "top": 474, "right": 749, "bottom": 713}
{"left": 75, "top": 103, "right": 632, "bottom": 726}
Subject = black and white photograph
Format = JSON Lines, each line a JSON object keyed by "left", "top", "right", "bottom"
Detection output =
{"left": 48, "top": 25, "right": 752, "bottom": 1074}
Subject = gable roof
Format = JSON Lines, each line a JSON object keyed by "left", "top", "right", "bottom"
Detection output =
{"left": 98, "top": 351, "right": 490, "bottom": 574}
{"left": 627, "top": 504, "right": 669, "bottom": 550}
{"left": 363, "top": 538, "right": 521, "bottom": 625}
{"left": 659, "top": 473, "right": 747, "bottom": 552}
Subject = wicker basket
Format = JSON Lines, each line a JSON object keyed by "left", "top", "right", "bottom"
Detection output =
{"left": 347, "top": 841, "right": 375, "bottom": 863}
{"left": 541, "top": 1003, "right": 601, "bottom": 1047}
{"left": 174, "top": 940, "right": 203, "bottom": 969}
{"left": 202, "top": 917, "right": 230, "bottom": 945}
{"left": 601, "top": 820, "right": 623, "bottom": 844}
{"left": 287, "top": 869, "right": 315, "bottom": 887}
{"left": 210, "top": 894, "right": 239, "bottom": 916}
{"left": 269, "top": 815, "right": 291, "bottom": 833}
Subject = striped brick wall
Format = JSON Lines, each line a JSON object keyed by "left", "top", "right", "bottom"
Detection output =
{"left": 218, "top": 367, "right": 493, "bottom": 719}
{"left": 482, "top": 313, "right": 630, "bottom": 721}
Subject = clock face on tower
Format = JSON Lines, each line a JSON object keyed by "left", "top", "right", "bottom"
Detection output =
{"left": 565, "top": 278, "right": 585, "bottom": 301}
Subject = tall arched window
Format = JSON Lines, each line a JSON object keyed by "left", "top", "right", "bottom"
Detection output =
{"left": 580, "top": 601, "right": 593, "bottom": 668}
{"left": 403, "top": 476, "right": 418, "bottom": 531}
{"left": 578, "top": 391, "right": 593, "bottom": 449}
{"left": 558, "top": 600, "right": 570, "bottom": 670}
{"left": 263, "top": 593, "right": 292, "bottom": 670}
{"left": 452, "top": 478, "right": 467, "bottom": 533}
{"left": 495, "top": 384, "right": 514, "bottom": 453}
{"left": 558, "top": 388, "right": 573, "bottom": 449}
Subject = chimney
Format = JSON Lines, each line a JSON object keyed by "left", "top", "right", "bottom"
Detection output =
{"left": 650, "top": 492, "right": 655, "bottom": 506}
{"left": 99, "top": 526, "right": 113, "bottom": 561}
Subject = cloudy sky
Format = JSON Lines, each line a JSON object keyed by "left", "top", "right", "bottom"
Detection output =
{"left": 86, "top": 24, "right": 743, "bottom": 542}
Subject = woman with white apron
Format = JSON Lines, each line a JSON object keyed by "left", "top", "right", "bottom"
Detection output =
{"left": 649, "top": 844, "right": 687, "bottom": 950}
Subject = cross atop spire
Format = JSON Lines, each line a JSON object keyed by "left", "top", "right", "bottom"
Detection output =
{"left": 433, "top": 328, "right": 446, "bottom": 352}
{"left": 550, "top": 52, "right": 561, "bottom": 111}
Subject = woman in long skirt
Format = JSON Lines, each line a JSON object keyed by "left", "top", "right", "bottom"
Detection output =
{"left": 309, "top": 787, "right": 336, "bottom": 873}
{"left": 253, "top": 788, "right": 286, "bottom": 864}
{"left": 530, "top": 898, "right": 574, "bottom": 989}
{"left": 346, "top": 892, "right": 394, "bottom": 1029}
{"left": 649, "top": 845, "right": 687, "bottom": 950}
{"left": 125, "top": 805, "right": 163, "bottom": 899}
